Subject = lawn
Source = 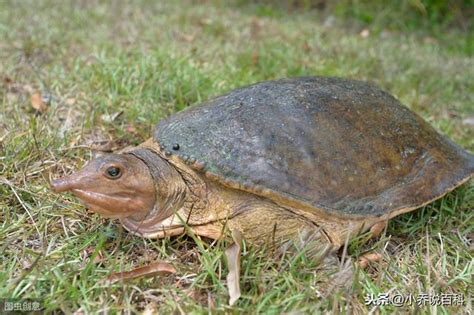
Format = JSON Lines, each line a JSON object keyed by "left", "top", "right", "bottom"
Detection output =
{"left": 0, "top": 0, "right": 472, "bottom": 313}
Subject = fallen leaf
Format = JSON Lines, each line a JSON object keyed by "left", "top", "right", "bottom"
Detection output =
{"left": 21, "top": 258, "right": 32, "bottom": 269}
{"left": 9, "top": 83, "right": 34, "bottom": 95}
{"left": 323, "top": 15, "right": 336, "bottom": 28}
{"left": 226, "top": 229, "right": 242, "bottom": 306}
{"left": 93, "top": 252, "right": 104, "bottom": 264}
{"left": 31, "top": 93, "right": 48, "bottom": 113}
{"left": 80, "top": 247, "right": 104, "bottom": 264}
{"left": 65, "top": 98, "right": 76, "bottom": 106}
{"left": 250, "top": 17, "right": 263, "bottom": 39}
{"left": 101, "top": 110, "right": 123, "bottom": 123}
{"left": 106, "top": 262, "right": 176, "bottom": 284}
{"left": 358, "top": 252, "right": 382, "bottom": 269}
{"left": 252, "top": 51, "right": 259, "bottom": 65}
{"left": 180, "top": 33, "right": 195, "bottom": 42}
{"left": 380, "top": 30, "right": 393, "bottom": 39}
{"left": 72, "top": 307, "right": 85, "bottom": 315}
{"left": 6, "top": 92, "right": 18, "bottom": 103}
{"left": 423, "top": 36, "right": 438, "bottom": 44}
{"left": 360, "top": 28, "right": 370, "bottom": 38}
{"left": 462, "top": 117, "right": 474, "bottom": 127}
{"left": 200, "top": 18, "right": 212, "bottom": 26}
{"left": 126, "top": 125, "right": 137, "bottom": 133}
{"left": 22, "top": 84, "right": 35, "bottom": 94}
{"left": 302, "top": 42, "right": 311, "bottom": 53}
{"left": 142, "top": 303, "right": 158, "bottom": 315}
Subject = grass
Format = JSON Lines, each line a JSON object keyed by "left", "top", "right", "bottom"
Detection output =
{"left": 0, "top": 0, "right": 473, "bottom": 313}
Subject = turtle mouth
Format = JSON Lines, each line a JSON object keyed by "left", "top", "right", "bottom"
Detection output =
{"left": 71, "top": 189, "right": 141, "bottom": 219}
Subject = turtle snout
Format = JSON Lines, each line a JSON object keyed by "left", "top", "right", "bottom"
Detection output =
{"left": 51, "top": 176, "right": 77, "bottom": 193}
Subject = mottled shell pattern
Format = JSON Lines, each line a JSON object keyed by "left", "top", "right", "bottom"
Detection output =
{"left": 153, "top": 77, "right": 474, "bottom": 218}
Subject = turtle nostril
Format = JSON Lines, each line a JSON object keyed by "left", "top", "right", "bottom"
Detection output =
{"left": 50, "top": 177, "right": 75, "bottom": 193}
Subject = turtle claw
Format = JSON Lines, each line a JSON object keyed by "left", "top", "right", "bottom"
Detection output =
{"left": 369, "top": 221, "right": 388, "bottom": 238}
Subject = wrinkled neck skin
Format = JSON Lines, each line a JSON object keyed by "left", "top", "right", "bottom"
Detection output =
{"left": 119, "top": 141, "right": 209, "bottom": 238}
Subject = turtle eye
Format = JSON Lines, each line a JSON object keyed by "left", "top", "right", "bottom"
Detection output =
{"left": 105, "top": 166, "right": 122, "bottom": 179}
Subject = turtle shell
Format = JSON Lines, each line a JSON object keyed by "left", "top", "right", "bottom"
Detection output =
{"left": 154, "top": 77, "right": 474, "bottom": 218}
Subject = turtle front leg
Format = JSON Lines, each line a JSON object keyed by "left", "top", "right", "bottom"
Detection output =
{"left": 228, "top": 200, "right": 338, "bottom": 256}
{"left": 225, "top": 200, "right": 359, "bottom": 299}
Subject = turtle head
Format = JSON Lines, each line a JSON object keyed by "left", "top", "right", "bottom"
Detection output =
{"left": 51, "top": 153, "right": 156, "bottom": 219}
